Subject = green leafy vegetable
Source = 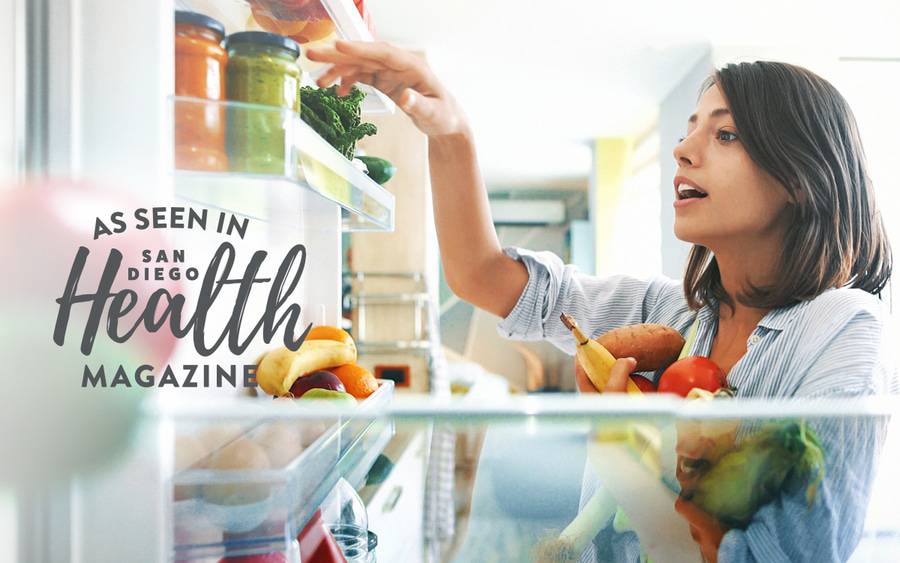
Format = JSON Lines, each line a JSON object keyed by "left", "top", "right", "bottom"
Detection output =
{"left": 299, "top": 85, "right": 377, "bottom": 159}
{"left": 691, "top": 420, "right": 826, "bottom": 528}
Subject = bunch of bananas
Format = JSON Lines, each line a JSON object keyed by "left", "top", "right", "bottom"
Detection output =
{"left": 255, "top": 326, "right": 357, "bottom": 396}
{"left": 560, "top": 313, "right": 644, "bottom": 393}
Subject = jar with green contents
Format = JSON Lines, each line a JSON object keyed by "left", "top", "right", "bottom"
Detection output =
{"left": 224, "top": 31, "right": 301, "bottom": 174}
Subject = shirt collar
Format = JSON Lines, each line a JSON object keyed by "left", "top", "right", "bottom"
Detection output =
{"left": 757, "top": 300, "right": 807, "bottom": 331}
{"left": 697, "top": 301, "right": 719, "bottom": 326}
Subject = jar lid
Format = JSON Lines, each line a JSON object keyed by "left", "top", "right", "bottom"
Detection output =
{"left": 175, "top": 11, "right": 225, "bottom": 38}
{"left": 224, "top": 31, "right": 301, "bottom": 59}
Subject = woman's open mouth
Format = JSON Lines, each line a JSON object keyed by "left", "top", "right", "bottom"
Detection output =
{"left": 676, "top": 183, "right": 708, "bottom": 200}
{"left": 674, "top": 177, "right": 708, "bottom": 208}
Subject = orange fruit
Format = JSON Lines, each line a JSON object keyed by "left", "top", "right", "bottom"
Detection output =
{"left": 329, "top": 364, "right": 378, "bottom": 399}
{"left": 290, "top": 19, "right": 336, "bottom": 44}
{"left": 251, "top": 6, "right": 309, "bottom": 35}
{"left": 307, "top": 325, "right": 354, "bottom": 346}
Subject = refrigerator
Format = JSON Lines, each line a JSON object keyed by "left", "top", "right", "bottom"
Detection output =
{"left": 6, "top": 0, "right": 402, "bottom": 561}
{"left": 7, "top": 2, "right": 900, "bottom": 563}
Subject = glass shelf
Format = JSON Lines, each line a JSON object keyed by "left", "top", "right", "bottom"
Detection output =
{"left": 154, "top": 393, "right": 900, "bottom": 562}
{"left": 172, "top": 96, "right": 394, "bottom": 231}
{"left": 175, "top": 0, "right": 395, "bottom": 113}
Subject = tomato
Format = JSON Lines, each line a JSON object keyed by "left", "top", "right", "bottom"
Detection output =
{"left": 630, "top": 374, "right": 657, "bottom": 393}
{"left": 657, "top": 356, "right": 726, "bottom": 397}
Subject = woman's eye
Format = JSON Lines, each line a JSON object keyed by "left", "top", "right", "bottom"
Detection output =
{"left": 717, "top": 130, "right": 739, "bottom": 142}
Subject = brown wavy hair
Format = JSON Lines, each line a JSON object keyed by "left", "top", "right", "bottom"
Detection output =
{"left": 684, "top": 61, "right": 893, "bottom": 312}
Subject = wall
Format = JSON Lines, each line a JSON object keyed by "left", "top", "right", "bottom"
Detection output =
{"left": 351, "top": 105, "right": 437, "bottom": 392}
{"left": 592, "top": 132, "right": 663, "bottom": 279}
{"left": 592, "top": 138, "right": 632, "bottom": 276}
{"left": 658, "top": 48, "right": 713, "bottom": 279}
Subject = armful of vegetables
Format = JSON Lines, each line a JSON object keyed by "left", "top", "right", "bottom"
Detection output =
{"left": 673, "top": 390, "right": 825, "bottom": 560}
{"left": 562, "top": 315, "right": 730, "bottom": 396}
{"left": 681, "top": 419, "right": 826, "bottom": 529}
{"left": 560, "top": 314, "right": 685, "bottom": 394}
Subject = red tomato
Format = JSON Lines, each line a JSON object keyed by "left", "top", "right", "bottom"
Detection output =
{"left": 630, "top": 374, "right": 657, "bottom": 393}
{"left": 657, "top": 357, "right": 726, "bottom": 397}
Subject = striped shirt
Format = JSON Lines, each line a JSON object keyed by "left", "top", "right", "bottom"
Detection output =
{"left": 495, "top": 246, "right": 898, "bottom": 562}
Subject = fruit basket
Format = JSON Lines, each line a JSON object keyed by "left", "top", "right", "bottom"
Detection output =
{"left": 171, "top": 379, "right": 394, "bottom": 560}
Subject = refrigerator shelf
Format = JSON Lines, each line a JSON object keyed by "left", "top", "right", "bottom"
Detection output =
{"left": 175, "top": 0, "right": 394, "bottom": 113}
{"left": 172, "top": 96, "right": 395, "bottom": 232}
{"left": 171, "top": 380, "right": 395, "bottom": 561}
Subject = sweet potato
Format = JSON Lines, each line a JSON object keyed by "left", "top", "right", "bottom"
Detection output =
{"left": 596, "top": 324, "right": 684, "bottom": 372}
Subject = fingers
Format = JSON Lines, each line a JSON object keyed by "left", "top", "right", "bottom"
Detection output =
{"left": 397, "top": 88, "right": 418, "bottom": 113}
{"left": 306, "top": 46, "right": 376, "bottom": 68}
{"left": 575, "top": 357, "right": 637, "bottom": 393}
{"left": 575, "top": 362, "right": 599, "bottom": 393}
{"left": 317, "top": 64, "right": 361, "bottom": 88}
{"left": 403, "top": 88, "right": 440, "bottom": 121}
{"left": 335, "top": 73, "right": 376, "bottom": 96}
{"left": 334, "top": 40, "right": 413, "bottom": 72}
{"left": 605, "top": 357, "right": 638, "bottom": 393}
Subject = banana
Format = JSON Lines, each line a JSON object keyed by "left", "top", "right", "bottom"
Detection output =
{"left": 256, "top": 339, "right": 357, "bottom": 396}
{"left": 561, "top": 313, "right": 642, "bottom": 393}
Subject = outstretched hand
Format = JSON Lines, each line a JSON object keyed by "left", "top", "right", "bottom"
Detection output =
{"left": 306, "top": 40, "right": 468, "bottom": 137}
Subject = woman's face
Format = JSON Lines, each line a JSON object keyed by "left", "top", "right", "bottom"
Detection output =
{"left": 672, "top": 85, "right": 792, "bottom": 248}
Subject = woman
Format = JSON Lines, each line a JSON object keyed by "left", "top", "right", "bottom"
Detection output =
{"left": 308, "top": 42, "right": 895, "bottom": 561}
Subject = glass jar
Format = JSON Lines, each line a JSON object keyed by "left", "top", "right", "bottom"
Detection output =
{"left": 174, "top": 11, "right": 228, "bottom": 172}
{"left": 366, "top": 531, "right": 377, "bottom": 563}
{"left": 224, "top": 31, "right": 302, "bottom": 175}
{"left": 322, "top": 478, "right": 369, "bottom": 562}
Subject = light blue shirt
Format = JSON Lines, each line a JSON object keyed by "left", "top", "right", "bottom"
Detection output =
{"left": 496, "top": 246, "right": 898, "bottom": 562}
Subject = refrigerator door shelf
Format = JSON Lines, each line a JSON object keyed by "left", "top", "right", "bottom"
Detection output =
{"left": 175, "top": 0, "right": 395, "bottom": 113}
{"left": 171, "top": 380, "right": 395, "bottom": 561}
{"left": 172, "top": 96, "right": 395, "bottom": 232}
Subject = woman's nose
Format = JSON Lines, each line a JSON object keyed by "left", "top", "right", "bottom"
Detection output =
{"left": 673, "top": 135, "right": 699, "bottom": 167}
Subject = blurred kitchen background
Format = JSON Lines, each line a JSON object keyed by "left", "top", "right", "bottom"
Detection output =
{"left": 2, "top": 0, "right": 897, "bottom": 394}
{"left": 323, "top": 0, "right": 900, "bottom": 394}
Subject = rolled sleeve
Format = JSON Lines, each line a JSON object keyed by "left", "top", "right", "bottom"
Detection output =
{"left": 496, "top": 246, "right": 566, "bottom": 342}
{"left": 496, "top": 246, "right": 683, "bottom": 355}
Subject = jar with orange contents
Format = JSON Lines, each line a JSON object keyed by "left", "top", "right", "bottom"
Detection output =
{"left": 174, "top": 11, "right": 228, "bottom": 172}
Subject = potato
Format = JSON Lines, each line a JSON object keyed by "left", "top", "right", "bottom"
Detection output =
{"left": 596, "top": 324, "right": 684, "bottom": 372}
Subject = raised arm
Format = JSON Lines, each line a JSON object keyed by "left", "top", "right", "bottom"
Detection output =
{"left": 307, "top": 41, "right": 527, "bottom": 318}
